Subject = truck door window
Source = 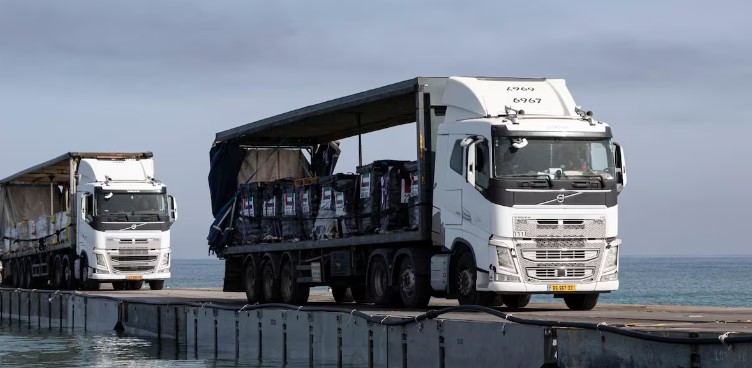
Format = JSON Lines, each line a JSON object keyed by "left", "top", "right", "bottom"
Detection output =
{"left": 475, "top": 141, "right": 490, "bottom": 189}
{"left": 85, "top": 194, "right": 94, "bottom": 223}
{"left": 449, "top": 139, "right": 464, "bottom": 175}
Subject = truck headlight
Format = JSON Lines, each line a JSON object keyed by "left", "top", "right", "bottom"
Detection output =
{"left": 95, "top": 253, "right": 107, "bottom": 268}
{"left": 496, "top": 247, "right": 517, "bottom": 274}
{"left": 603, "top": 245, "right": 618, "bottom": 272}
{"left": 160, "top": 253, "right": 170, "bottom": 267}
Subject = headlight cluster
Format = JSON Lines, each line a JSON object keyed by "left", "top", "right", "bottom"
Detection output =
{"left": 160, "top": 253, "right": 170, "bottom": 267}
{"left": 95, "top": 253, "right": 107, "bottom": 268}
{"left": 496, "top": 247, "right": 517, "bottom": 274}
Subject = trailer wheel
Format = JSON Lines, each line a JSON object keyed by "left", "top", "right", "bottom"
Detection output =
{"left": 261, "top": 259, "right": 281, "bottom": 302}
{"left": 61, "top": 255, "right": 73, "bottom": 290}
{"left": 368, "top": 256, "right": 401, "bottom": 308}
{"left": 456, "top": 252, "right": 496, "bottom": 306}
{"left": 51, "top": 255, "right": 63, "bottom": 289}
{"left": 280, "top": 260, "right": 309, "bottom": 305}
{"left": 243, "top": 258, "right": 262, "bottom": 303}
{"left": 331, "top": 286, "right": 353, "bottom": 303}
{"left": 501, "top": 294, "right": 531, "bottom": 309}
{"left": 148, "top": 280, "right": 164, "bottom": 290}
{"left": 564, "top": 293, "right": 599, "bottom": 311}
{"left": 398, "top": 256, "right": 431, "bottom": 308}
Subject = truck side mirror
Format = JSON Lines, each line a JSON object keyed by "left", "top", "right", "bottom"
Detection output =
{"left": 614, "top": 142, "right": 627, "bottom": 193}
{"left": 168, "top": 195, "right": 178, "bottom": 223}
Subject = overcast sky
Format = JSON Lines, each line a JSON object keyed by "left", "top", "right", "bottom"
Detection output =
{"left": 1, "top": 1, "right": 750, "bottom": 258}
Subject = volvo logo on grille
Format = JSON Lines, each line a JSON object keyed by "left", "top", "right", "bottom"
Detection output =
{"left": 556, "top": 194, "right": 566, "bottom": 203}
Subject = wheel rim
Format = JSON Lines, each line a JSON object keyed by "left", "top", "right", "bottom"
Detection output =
{"left": 458, "top": 267, "right": 474, "bottom": 296}
{"left": 400, "top": 265, "right": 415, "bottom": 300}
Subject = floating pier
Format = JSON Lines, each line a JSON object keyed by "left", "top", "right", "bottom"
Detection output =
{"left": 1, "top": 287, "right": 751, "bottom": 367}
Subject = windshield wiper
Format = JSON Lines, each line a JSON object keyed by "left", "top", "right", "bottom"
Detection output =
{"left": 501, "top": 173, "right": 553, "bottom": 187}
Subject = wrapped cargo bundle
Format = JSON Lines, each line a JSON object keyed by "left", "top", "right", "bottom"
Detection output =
{"left": 356, "top": 160, "right": 409, "bottom": 234}
{"left": 312, "top": 174, "right": 358, "bottom": 239}
{"left": 404, "top": 161, "right": 420, "bottom": 230}
{"left": 16, "top": 221, "right": 28, "bottom": 251}
{"left": 379, "top": 163, "right": 411, "bottom": 232}
{"left": 279, "top": 180, "right": 305, "bottom": 241}
{"left": 234, "top": 183, "right": 263, "bottom": 244}
{"left": 261, "top": 183, "right": 282, "bottom": 241}
{"left": 54, "top": 211, "right": 71, "bottom": 244}
{"left": 36, "top": 215, "right": 52, "bottom": 246}
{"left": 3, "top": 226, "right": 16, "bottom": 252}
{"left": 296, "top": 180, "right": 320, "bottom": 240}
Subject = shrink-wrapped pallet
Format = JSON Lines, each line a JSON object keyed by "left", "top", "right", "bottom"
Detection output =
{"left": 379, "top": 164, "right": 411, "bottom": 232}
{"left": 261, "top": 183, "right": 282, "bottom": 241}
{"left": 233, "top": 183, "right": 264, "bottom": 244}
{"left": 296, "top": 181, "right": 320, "bottom": 240}
{"left": 312, "top": 174, "right": 358, "bottom": 239}
{"left": 404, "top": 161, "right": 420, "bottom": 230}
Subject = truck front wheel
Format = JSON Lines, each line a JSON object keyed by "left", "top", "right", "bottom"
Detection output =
{"left": 61, "top": 255, "right": 73, "bottom": 290}
{"left": 456, "top": 252, "right": 496, "bottom": 306}
{"left": 148, "top": 280, "right": 164, "bottom": 290}
{"left": 501, "top": 294, "right": 531, "bottom": 308}
{"left": 564, "top": 293, "right": 599, "bottom": 310}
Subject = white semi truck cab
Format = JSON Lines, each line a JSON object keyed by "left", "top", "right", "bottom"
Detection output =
{"left": 431, "top": 77, "right": 626, "bottom": 309}
{"left": 1, "top": 152, "right": 177, "bottom": 291}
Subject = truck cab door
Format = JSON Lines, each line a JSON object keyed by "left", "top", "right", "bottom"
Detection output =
{"left": 76, "top": 192, "right": 94, "bottom": 247}
{"left": 461, "top": 137, "right": 492, "bottom": 234}
{"left": 442, "top": 137, "right": 467, "bottom": 226}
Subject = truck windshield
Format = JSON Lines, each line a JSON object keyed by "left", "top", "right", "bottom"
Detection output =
{"left": 493, "top": 137, "right": 615, "bottom": 179}
{"left": 96, "top": 192, "right": 168, "bottom": 221}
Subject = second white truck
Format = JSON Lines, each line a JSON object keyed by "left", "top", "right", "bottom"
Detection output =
{"left": 1, "top": 152, "right": 177, "bottom": 290}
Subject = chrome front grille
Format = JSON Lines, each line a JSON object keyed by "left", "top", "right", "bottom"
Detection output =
{"left": 113, "top": 265, "right": 155, "bottom": 273}
{"left": 522, "top": 249, "right": 599, "bottom": 262}
{"left": 109, "top": 255, "right": 158, "bottom": 262}
{"left": 514, "top": 217, "right": 606, "bottom": 238}
{"left": 517, "top": 238, "right": 605, "bottom": 283}
{"left": 527, "top": 268, "right": 594, "bottom": 280}
{"left": 107, "top": 247, "right": 160, "bottom": 274}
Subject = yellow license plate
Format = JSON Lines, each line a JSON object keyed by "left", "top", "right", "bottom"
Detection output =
{"left": 126, "top": 275, "right": 143, "bottom": 280}
{"left": 549, "top": 284, "right": 576, "bottom": 292}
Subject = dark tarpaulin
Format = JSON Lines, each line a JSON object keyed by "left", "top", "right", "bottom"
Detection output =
{"left": 207, "top": 142, "right": 246, "bottom": 252}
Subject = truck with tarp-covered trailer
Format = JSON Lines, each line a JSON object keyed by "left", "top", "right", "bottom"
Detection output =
{"left": 208, "top": 76, "right": 627, "bottom": 310}
{"left": 1, "top": 152, "right": 177, "bottom": 290}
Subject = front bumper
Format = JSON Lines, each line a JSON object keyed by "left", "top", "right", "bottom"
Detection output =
{"left": 483, "top": 279, "right": 619, "bottom": 293}
{"left": 91, "top": 271, "right": 171, "bottom": 281}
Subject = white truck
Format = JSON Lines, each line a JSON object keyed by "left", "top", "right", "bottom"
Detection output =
{"left": 209, "top": 76, "right": 626, "bottom": 310}
{"left": 1, "top": 152, "right": 177, "bottom": 290}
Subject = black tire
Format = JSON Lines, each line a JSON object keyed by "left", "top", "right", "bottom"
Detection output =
{"left": 148, "top": 280, "right": 165, "bottom": 290}
{"left": 368, "top": 256, "right": 401, "bottom": 308}
{"left": 280, "top": 260, "right": 309, "bottom": 305}
{"left": 61, "top": 255, "right": 73, "bottom": 290}
{"left": 261, "top": 259, "right": 281, "bottom": 302}
{"left": 51, "top": 255, "right": 63, "bottom": 289}
{"left": 243, "top": 258, "right": 263, "bottom": 304}
{"left": 456, "top": 252, "right": 496, "bottom": 306}
{"left": 502, "top": 294, "right": 531, "bottom": 308}
{"left": 128, "top": 280, "right": 144, "bottom": 290}
{"left": 398, "top": 256, "right": 431, "bottom": 308}
{"left": 331, "top": 286, "right": 353, "bottom": 303}
{"left": 564, "top": 294, "right": 599, "bottom": 311}
{"left": 350, "top": 286, "right": 371, "bottom": 304}
{"left": 79, "top": 255, "right": 99, "bottom": 290}
{"left": 112, "top": 281, "right": 126, "bottom": 290}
